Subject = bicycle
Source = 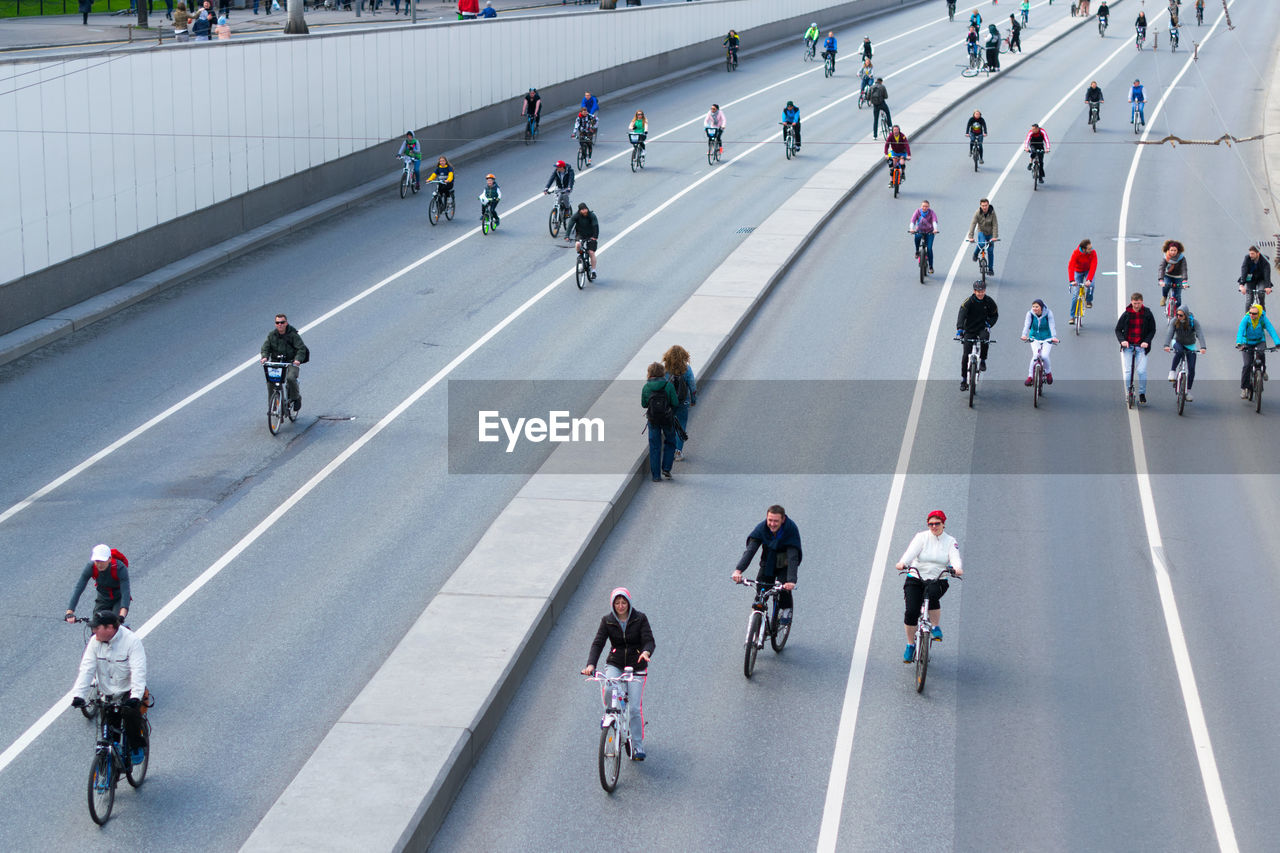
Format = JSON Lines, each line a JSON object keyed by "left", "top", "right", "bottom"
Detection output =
{"left": 1020, "top": 6, "right": 1028, "bottom": 27}
{"left": 803, "top": 38, "right": 817, "bottom": 61}
{"left": 1029, "top": 341, "right": 1055, "bottom": 408}
{"left": 780, "top": 122, "right": 797, "bottom": 160}
{"left": 263, "top": 361, "right": 299, "bottom": 436}
{"left": 857, "top": 84, "right": 870, "bottom": 110}
{"left": 1087, "top": 100, "right": 1101, "bottom": 132}
{"left": 575, "top": 239, "right": 593, "bottom": 289}
{"left": 971, "top": 237, "right": 996, "bottom": 286}
{"left": 1196, "top": 3, "right": 1203, "bottom": 25}
{"left": 86, "top": 697, "right": 151, "bottom": 825}
{"left": 888, "top": 155, "right": 905, "bottom": 198}
{"left": 897, "top": 567, "right": 960, "bottom": 693}
{"left": 397, "top": 155, "right": 420, "bottom": 199}
{"left": 1169, "top": 25, "right": 1179, "bottom": 51}
{"left": 740, "top": 579, "right": 791, "bottom": 678}
{"left": 523, "top": 113, "right": 538, "bottom": 145}
{"left": 629, "top": 132, "right": 646, "bottom": 171}
{"left": 823, "top": 50, "right": 835, "bottom": 78}
{"left": 1240, "top": 282, "right": 1269, "bottom": 314}
{"left": 948, "top": 1, "right": 957, "bottom": 22}
{"left": 1028, "top": 149, "right": 1045, "bottom": 191}
{"left": 725, "top": 46, "right": 738, "bottom": 72}
{"left": 999, "top": 33, "right": 1011, "bottom": 54}
{"left": 706, "top": 127, "right": 722, "bottom": 165}
{"left": 585, "top": 667, "right": 643, "bottom": 792}
{"left": 576, "top": 132, "right": 595, "bottom": 171}
{"left": 1135, "top": 26, "right": 1146, "bottom": 50}
{"left": 1070, "top": 281, "right": 1087, "bottom": 334}
{"left": 910, "top": 229, "right": 935, "bottom": 284}
{"left": 1163, "top": 279, "right": 1188, "bottom": 321}
{"left": 968, "top": 133, "right": 983, "bottom": 171}
{"left": 879, "top": 111, "right": 892, "bottom": 139}
{"left": 480, "top": 199, "right": 498, "bottom": 236}
{"left": 1131, "top": 101, "right": 1145, "bottom": 134}
{"left": 1240, "top": 344, "right": 1277, "bottom": 413}
{"left": 961, "top": 49, "right": 982, "bottom": 77}
{"left": 1098, "top": 15, "right": 1108, "bottom": 36}
{"left": 546, "top": 188, "right": 573, "bottom": 238}
{"left": 957, "top": 336, "right": 995, "bottom": 408}
{"left": 1167, "top": 344, "right": 1195, "bottom": 415}
{"left": 426, "top": 180, "right": 455, "bottom": 226}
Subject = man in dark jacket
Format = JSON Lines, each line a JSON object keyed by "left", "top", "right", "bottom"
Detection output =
{"left": 260, "top": 313, "right": 309, "bottom": 415}
{"left": 867, "top": 78, "right": 890, "bottom": 138}
{"left": 65, "top": 544, "right": 131, "bottom": 622}
{"left": 955, "top": 281, "right": 998, "bottom": 390}
{"left": 1239, "top": 245, "right": 1273, "bottom": 311}
{"left": 1115, "top": 292, "right": 1157, "bottom": 403}
{"left": 732, "top": 505, "right": 801, "bottom": 623}
{"left": 568, "top": 202, "right": 600, "bottom": 279}
{"left": 582, "top": 587, "right": 655, "bottom": 760}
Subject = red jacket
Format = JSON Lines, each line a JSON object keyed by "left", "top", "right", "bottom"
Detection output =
{"left": 458, "top": 0, "right": 479, "bottom": 13}
{"left": 1068, "top": 247, "right": 1098, "bottom": 283}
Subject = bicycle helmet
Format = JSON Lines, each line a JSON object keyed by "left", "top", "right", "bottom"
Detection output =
{"left": 485, "top": 173, "right": 496, "bottom": 180}
{"left": 555, "top": 160, "right": 567, "bottom": 168}
{"left": 811, "top": 22, "right": 817, "bottom": 27}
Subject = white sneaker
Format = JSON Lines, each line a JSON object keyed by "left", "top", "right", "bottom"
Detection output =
{"left": 1168, "top": 371, "right": 1176, "bottom": 381}
{"left": 1184, "top": 393, "right": 1193, "bottom": 402}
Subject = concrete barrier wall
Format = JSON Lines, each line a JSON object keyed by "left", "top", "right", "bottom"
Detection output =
{"left": 0, "top": 0, "right": 918, "bottom": 336}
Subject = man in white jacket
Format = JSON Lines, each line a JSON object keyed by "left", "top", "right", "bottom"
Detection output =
{"left": 71, "top": 610, "right": 149, "bottom": 764}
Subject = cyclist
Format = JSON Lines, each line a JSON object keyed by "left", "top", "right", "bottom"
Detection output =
{"left": 544, "top": 160, "right": 575, "bottom": 239}
{"left": 894, "top": 510, "right": 963, "bottom": 662}
{"left": 580, "top": 90, "right": 598, "bottom": 117}
{"left": 1115, "top": 292, "right": 1157, "bottom": 404}
{"left": 859, "top": 58, "right": 875, "bottom": 94}
{"left": 781, "top": 100, "right": 801, "bottom": 151}
{"left": 861, "top": 35, "right": 872, "bottom": 60}
{"left": 1239, "top": 245, "right": 1273, "bottom": 309}
{"left": 1129, "top": 79, "right": 1146, "bottom": 127}
{"left": 965, "top": 25, "right": 980, "bottom": 62}
{"left": 1237, "top": 304, "right": 1279, "bottom": 398}
{"left": 1097, "top": 1, "right": 1110, "bottom": 28}
{"left": 1158, "top": 239, "right": 1189, "bottom": 309}
{"left": 868, "top": 77, "right": 890, "bottom": 138}
{"left": 704, "top": 103, "right": 726, "bottom": 156}
{"left": 569, "top": 202, "right": 599, "bottom": 280}
{"left": 1024, "top": 123, "right": 1049, "bottom": 182}
{"left": 1194, "top": 0, "right": 1204, "bottom": 24}
{"left": 1169, "top": 15, "right": 1180, "bottom": 45}
{"left": 884, "top": 124, "right": 910, "bottom": 186}
{"left": 1007, "top": 14, "right": 1022, "bottom": 52}
{"left": 571, "top": 109, "right": 598, "bottom": 166}
{"left": 1135, "top": 11, "right": 1147, "bottom": 45}
{"left": 581, "top": 587, "right": 654, "bottom": 761}
{"left": 1067, "top": 238, "right": 1099, "bottom": 318}
{"left": 955, "top": 280, "right": 998, "bottom": 391}
{"left": 821, "top": 31, "right": 838, "bottom": 70}
{"left": 803, "top": 21, "right": 819, "bottom": 55}
{"left": 1021, "top": 299, "right": 1060, "bottom": 385}
{"left": 1020, "top": 0, "right": 1030, "bottom": 26}
{"left": 968, "top": 7, "right": 982, "bottom": 29}
{"left": 1167, "top": 0, "right": 1180, "bottom": 26}
{"left": 1164, "top": 305, "right": 1206, "bottom": 402}
{"left": 1078, "top": 0, "right": 1091, "bottom": 15}
{"left": 909, "top": 199, "right": 940, "bottom": 275}
{"left": 966, "top": 198, "right": 998, "bottom": 275}
{"left": 947, "top": 0, "right": 957, "bottom": 20}
{"left": 629, "top": 109, "right": 649, "bottom": 154}
{"left": 984, "top": 23, "right": 1002, "bottom": 71}
{"left": 260, "top": 313, "right": 308, "bottom": 415}
{"left": 731, "top": 505, "right": 801, "bottom": 627}
{"left": 478, "top": 173, "right": 501, "bottom": 226}
{"left": 964, "top": 110, "right": 987, "bottom": 163}
{"left": 71, "top": 610, "right": 149, "bottom": 767}
{"left": 395, "top": 131, "right": 420, "bottom": 191}
{"left": 1085, "top": 80, "right": 1104, "bottom": 122}
{"left": 66, "top": 544, "right": 131, "bottom": 623}
{"left": 425, "top": 155, "right": 455, "bottom": 208}
{"left": 723, "top": 30, "right": 739, "bottom": 67}
{"left": 520, "top": 87, "right": 542, "bottom": 133}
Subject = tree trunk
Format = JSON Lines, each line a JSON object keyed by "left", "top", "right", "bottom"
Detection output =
{"left": 284, "top": 0, "right": 309, "bottom": 33}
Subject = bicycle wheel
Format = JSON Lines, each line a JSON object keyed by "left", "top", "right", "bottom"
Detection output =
{"left": 444, "top": 193, "right": 455, "bottom": 221}
{"left": 631, "top": 146, "right": 640, "bottom": 172}
{"left": 548, "top": 205, "right": 560, "bottom": 238}
{"left": 857, "top": 90, "right": 867, "bottom": 109}
{"left": 1177, "top": 372, "right": 1187, "bottom": 416}
{"left": 892, "top": 168, "right": 900, "bottom": 198}
{"left": 481, "top": 209, "right": 491, "bottom": 236}
{"left": 598, "top": 717, "right": 622, "bottom": 793}
{"left": 1099, "top": 20, "right": 1106, "bottom": 36}
{"left": 88, "top": 752, "right": 115, "bottom": 825}
{"left": 961, "top": 64, "right": 979, "bottom": 78}
{"left": 1075, "top": 300, "right": 1084, "bottom": 335}
{"left": 915, "top": 631, "right": 930, "bottom": 693}
{"left": 1032, "top": 159, "right": 1039, "bottom": 191}
{"left": 399, "top": 171, "right": 408, "bottom": 199}
{"left": 428, "top": 194, "right": 440, "bottom": 226}
{"left": 576, "top": 254, "right": 588, "bottom": 290}
{"left": 524, "top": 124, "right": 533, "bottom": 145}
{"left": 968, "top": 359, "right": 977, "bottom": 408}
{"left": 707, "top": 139, "right": 715, "bottom": 166}
{"left": 824, "top": 56, "right": 834, "bottom": 77}
{"left": 769, "top": 601, "right": 790, "bottom": 652}
{"left": 880, "top": 113, "right": 892, "bottom": 138}
{"left": 1033, "top": 361, "right": 1042, "bottom": 408}
{"left": 972, "top": 145, "right": 980, "bottom": 172}
{"left": 743, "top": 610, "right": 762, "bottom": 678}
{"left": 1256, "top": 371, "right": 1264, "bottom": 414}
{"left": 267, "top": 388, "right": 283, "bottom": 436}
{"left": 999, "top": 38, "right": 1009, "bottom": 54}
{"left": 126, "top": 726, "right": 149, "bottom": 787}
{"left": 785, "top": 134, "right": 793, "bottom": 160}
{"left": 918, "top": 247, "right": 928, "bottom": 284}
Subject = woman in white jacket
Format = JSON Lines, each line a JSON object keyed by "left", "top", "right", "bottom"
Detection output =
{"left": 894, "top": 510, "right": 964, "bottom": 662}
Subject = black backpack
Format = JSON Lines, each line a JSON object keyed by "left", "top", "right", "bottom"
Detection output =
{"left": 646, "top": 382, "right": 675, "bottom": 427}
{"left": 670, "top": 371, "right": 690, "bottom": 405}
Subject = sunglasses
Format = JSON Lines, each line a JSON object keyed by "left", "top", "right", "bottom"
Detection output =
{"left": 275, "top": 321, "right": 288, "bottom": 325}
{"left": 927, "top": 521, "right": 943, "bottom": 527}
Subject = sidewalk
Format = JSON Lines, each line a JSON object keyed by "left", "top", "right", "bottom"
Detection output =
{"left": 0, "top": 0, "right": 597, "bottom": 52}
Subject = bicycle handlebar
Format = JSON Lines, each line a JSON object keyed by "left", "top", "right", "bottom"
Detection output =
{"left": 897, "top": 567, "right": 961, "bottom": 580}
{"left": 585, "top": 668, "right": 645, "bottom": 684}
{"left": 955, "top": 337, "right": 996, "bottom": 343}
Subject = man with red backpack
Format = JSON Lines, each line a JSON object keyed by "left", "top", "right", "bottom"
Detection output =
{"left": 65, "top": 544, "right": 131, "bottom": 622}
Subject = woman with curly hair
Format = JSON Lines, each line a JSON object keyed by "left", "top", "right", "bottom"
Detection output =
{"left": 662, "top": 345, "right": 697, "bottom": 460}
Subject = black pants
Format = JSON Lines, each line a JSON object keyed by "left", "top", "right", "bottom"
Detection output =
{"left": 1029, "top": 145, "right": 1046, "bottom": 177}
{"left": 105, "top": 700, "right": 148, "bottom": 751}
{"left": 1010, "top": 30, "right": 1021, "bottom": 51}
{"left": 903, "top": 576, "right": 949, "bottom": 625}
{"left": 985, "top": 47, "right": 1000, "bottom": 70}
{"left": 1241, "top": 344, "right": 1267, "bottom": 390}
{"left": 961, "top": 336, "right": 990, "bottom": 379}
{"left": 784, "top": 121, "right": 801, "bottom": 147}
{"left": 757, "top": 573, "right": 794, "bottom": 609}
{"left": 822, "top": 49, "right": 836, "bottom": 68}
{"left": 872, "top": 103, "right": 891, "bottom": 137}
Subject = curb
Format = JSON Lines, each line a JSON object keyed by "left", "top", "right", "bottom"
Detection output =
{"left": 242, "top": 6, "right": 1104, "bottom": 851}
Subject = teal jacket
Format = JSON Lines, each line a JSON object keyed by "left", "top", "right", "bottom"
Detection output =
{"left": 1237, "top": 312, "right": 1279, "bottom": 346}
{"left": 641, "top": 378, "right": 678, "bottom": 409}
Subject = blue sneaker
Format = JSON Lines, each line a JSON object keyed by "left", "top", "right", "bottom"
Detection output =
{"left": 632, "top": 745, "right": 646, "bottom": 761}
{"left": 131, "top": 748, "right": 146, "bottom": 766}
{"left": 903, "top": 643, "right": 915, "bottom": 663}
{"left": 931, "top": 626, "right": 943, "bottom": 642}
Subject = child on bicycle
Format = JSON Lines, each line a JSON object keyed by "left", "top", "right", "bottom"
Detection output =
{"left": 581, "top": 588, "right": 654, "bottom": 761}
{"left": 1158, "top": 239, "right": 1189, "bottom": 308}
{"left": 426, "top": 155, "right": 455, "bottom": 205}
{"left": 1021, "top": 299, "right": 1060, "bottom": 386}
{"left": 478, "top": 173, "right": 501, "bottom": 226}
{"left": 396, "top": 131, "right": 420, "bottom": 190}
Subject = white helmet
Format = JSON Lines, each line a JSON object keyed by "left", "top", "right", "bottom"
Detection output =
{"left": 811, "top": 22, "right": 817, "bottom": 27}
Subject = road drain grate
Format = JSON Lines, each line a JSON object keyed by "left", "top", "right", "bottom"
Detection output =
{"left": 736, "top": 226, "right": 756, "bottom": 234}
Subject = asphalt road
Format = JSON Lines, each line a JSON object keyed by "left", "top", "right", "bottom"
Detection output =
{"left": 433, "top": 2, "right": 1280, "bottom": 852}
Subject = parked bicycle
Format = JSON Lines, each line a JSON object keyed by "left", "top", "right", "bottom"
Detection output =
{"left": 397, "top": 155, "right": 420, "bottom": 199}
{"left": 629, "top": 132, "right": 646, "bottom": 171}
{"left": 86, "top": 697, "right": 151, "bottom": 825}
{"left": 426, "top": 180, "right": 455, "bottom": 226}
{"left": 263, "top": 361, "right": 299, "bottom": 436}
{"left": 740, "top": 579, "right": 791, "bottom": 678}
{"left": 961, "top": 50, "right": 983, "bottom": 77}
{"left": 585, "top": 667, "right": 643, "bottom": 793}
{"left": 957, "top": 337, "right": 995, "bottom": 408}
{"left": 897, "top": 567, "right": 960, "bottom": 693}
{"left": 781, "top": 122, "right": 797, "bottom": 159}
{"left": 1240, "top": 344, "right": 1278, "bottom": 413}
{"left": 547, "top": 188, "right": 573, "bottom": 238}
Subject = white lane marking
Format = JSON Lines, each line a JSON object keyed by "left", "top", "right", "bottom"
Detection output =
{"left": 816, "top": 18, "right": 1145, "bottom": 852}
{"left": 1115, "top": 5, "right": 1239, "bottom": 852}
{"left": 0, "top": 29, "right": 977, "bottom": 779}
{"left": 0, "top": 6, "right": 959, "bottom": 531}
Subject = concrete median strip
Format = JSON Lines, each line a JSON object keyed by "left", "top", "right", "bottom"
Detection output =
{"left": 242, "top": 9, "right": 1098, "bottom": 851}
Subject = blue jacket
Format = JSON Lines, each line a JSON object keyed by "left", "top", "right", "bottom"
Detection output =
{"left": 1129, "top": 84, "right": 1145, "bottom": 103}
{"left": 782, "top": 106, "right": 800, "bottom": 123}
{"left": 581, "top": 95, "right": 598, "bottom": 116}
{"left": 1237, "top": 312, "right": 1279, "bottom": 346}
{"left": 824, "top": 36, "right": 837, "bottom": 51}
